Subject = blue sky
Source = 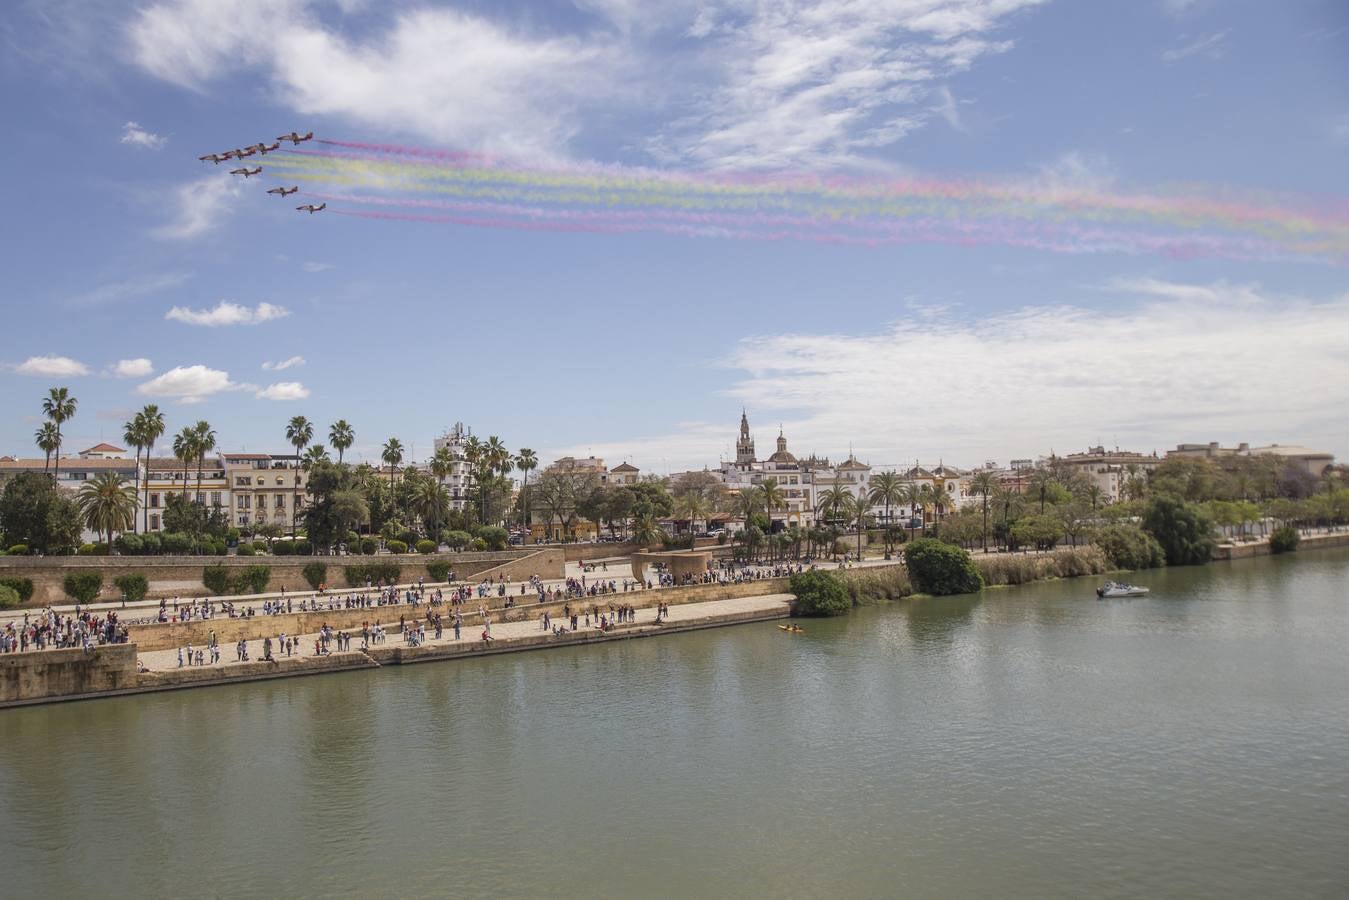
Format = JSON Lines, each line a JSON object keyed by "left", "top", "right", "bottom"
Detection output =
{"left": 2, "top": 0, "right": 1347, "bottom": 472}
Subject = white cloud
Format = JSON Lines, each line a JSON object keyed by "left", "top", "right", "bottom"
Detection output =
{"left": 1162, "top": 30, "right": 1228, "bottom": 62}
{"left": 129, "top": 0, "right": 623, "bottom": 158}
{"left": 120, "top": 121, "right": 167, "bottom": 149}
{"left": 656, "top": 0, "right": 1044, "bottom": 168}
{"left": 1025, "top": 150, "right": 1115, "bottom": 194}
{"left": 932, "top": 84, "right": 967, "bottom": 132}
{"left": 165, "top": 301, "right": 290, "bottom": 326}
{"left": 152, "top": 176, "right": 241, "bottom": 239}
{"left": 110, "top": 358, "right": 155, "bottom": 378}
{"left": 69, "top": 272, "right": 191, "bottom": 305}
{"left": 13, "top": 355, "right": 90, "bottom": 377}
{"left": 255, "top": 381, "right": 310, "bottom": 401}
{"left": 301, "top": 261, "right": 334, "bottom": 273}
{"left": 570, "top": 281, "right": 1349, "bottom": 469}
{"left": 261, "top": 355, "right": 305, "bottom": 371}
{"left": 135, "top": 365, "right": 236, "bottom": 403}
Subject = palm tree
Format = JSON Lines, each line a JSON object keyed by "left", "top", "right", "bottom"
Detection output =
{"left": 34, "top": 422, "right": 59, "bottom": 474}
{"left": 632, "top": 514, "right": 664, "bottom": 547}
{"left": 136, "top": 405, "right": 165, "bottom": 531}
{"left": 1084, "top": 484, "right": 1105, "bottom": 511}
{"left": 191, "top": 420, "right": 216, "bottom": 503}
{"left": 969, "top": 470, "right": 997, "bottom": 552}
{"left": 381, "top": 438, "right": 405, "bottom": 516}
{"left": 869, "top": 471, "right": 904, "bottom": 527}
{"left": 123, "top": 414, "right": 146, "bottom": 533}
{"left": 171, "top": 426, "right": 198, "bottom": 499}
{"left": 674, "top": 492, "right": 711, "bottom": 538}
{"left": 816, "top": 486, "right": 850, "bottom": 527}
{"left": 285, "top": 416, "right": 313, "bottom": 537}
{"left": 516, "top": 448, "right": 538, "bottom": 526}
{"left": 41, "top": 387, "right": 77, "bottom": 483}
{"left": 328, "top": 420, "right": 355, "bottom": 465}
{"left": 737, "top": 485, "right": 764, "bottom": 523}
{"left": 896, "top": 483, "right": 921, "bottom": 542}
{"left": 77, "top": 471, "right": 137, "bottom": 547}
{"left": 1030, "top": 469, "right": 1056, "bottom": 515}
{"left": 302, "top": 444, "right": 330, "bottom": 468}
{"left": 411, "top": 478, "right": 450, "bottom": 537}
{"left": 759, "top": 477, "right": 786, "bottom": 523}
{"left": 429, "top": 446, "right": 454, "bottom": 481}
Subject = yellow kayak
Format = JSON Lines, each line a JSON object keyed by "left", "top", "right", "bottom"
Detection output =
{"left": 778, "top": 624, "right": 805, "bottom": 633}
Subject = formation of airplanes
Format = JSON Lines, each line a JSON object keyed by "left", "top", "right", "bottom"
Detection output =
{"left": 200, "top": 130, "right": 323, "bottom": 214}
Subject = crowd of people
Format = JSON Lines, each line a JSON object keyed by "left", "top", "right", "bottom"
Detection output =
{"left": 2, "top": 607, "right": 130, "bottom": 654}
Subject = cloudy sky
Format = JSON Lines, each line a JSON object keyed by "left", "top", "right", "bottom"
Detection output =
{"left": 2, "top": 0, "right": 1346, "bottom": 471}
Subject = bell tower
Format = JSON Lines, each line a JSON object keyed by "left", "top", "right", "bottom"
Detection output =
{"left": 736, "top": 410, "right": 756, "bottom": 469}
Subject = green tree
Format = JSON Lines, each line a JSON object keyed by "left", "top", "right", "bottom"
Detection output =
{"left": 968, "top": 470, "right": 997, "bottom": 552}
{"left": 673, "top": 490, "right": 711, "bottom": 537}
{"left": 1142, "top": 495, "right": 1215, "bottom": 566}
{"left": 171, "top": 425, "right": 197, "bottom": 500}
{"left": 759, "top": 477, "right": 786, "bottom": 523}
{"left": 0, "top": 471, "right": 82, "bottom": 555}
{"left": 77, "top": 471, "right": 138, "bottom": 547}
{"left": 189, "top": 419, "right": 217, "bottom": 504}
{"left": 381, "top": 437, "right": 404, "bottom": 517}
{"left": 285, "top": 415, "right": 313, "bottom": 537}
{"left": 302, "top": 444, "right": 331, "bottom": 468}
{"left": 411, "top": 477, "right": 450, "bottom": 537}
{"left": 631, "top": 514, "right": 664, "bottom": 547}
{"left": 1093, "top": 524, "right": 1166, "bottom": 570}
{"left": 516, "top": 448, "right": 538, "bottom": 526}
{"left": 41, "top": 387, "right": 77, "bottom": 484}
{"left": 903, "top": 537, "right": 983, "bottom": 595}
{"left": 790, "top": 570, "right": 851, "bottom": 616}
{"left": 135, "top": 405, "right": 165, "bottom": 531}
{"left": 328, "top": 419, "right": 355, "bottom": 465}
{"left": 34, "top": 422, "right": 60, "bottom": 474}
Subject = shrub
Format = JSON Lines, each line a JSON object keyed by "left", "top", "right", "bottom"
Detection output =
{"left": 1269, "top": 525, "right": 1300, "bottom": 554}
{"left": 386, "top": 540, "right": 408, "bottom": 554}
{"left": 0, "top": 576, "right": 34, "bottom": 604}
{"left": 477, "top": 526, "right": 509, "bottom": 551}
{"left": 444, "top": 530, "right": 472, "bottom": 551}
{"left": 272, "top": 541, "right": 295, "bottom": 556}
{"left": 345, "top": 531, "right": 361, "bottom": 547}
{"left": 470, "top": 538, "right": 487, "bottom": 552}
{"left": 140, "top": 533, "right": 162, "bottom": 555}
{"left": 904, "top": 538, "right": 983, "bottom": 596}
{"left": 397, "top": 529, "right": 420, "bottom": 548}
{"left": 232, "top": 564, "right": 271, "bottom": 596}
{"left": 344, "top": 562, "right": 400, "bottom": 587}
{"left": 1093, "top": 524, "right": 1166, "bottom": 571}
{"left": 416, "top": 539, "right": 437, "bottom": 555}
{"left": 975, "top": 547, "right": 1110, "bottom": 586}
{"left": 426, "top": 561, "right": 451, "bottom": 582}
{"left": 77, "top": 543, "right": 110, "bottom": 556}
{"left": 237, "top": 544, "right": 256, "bottom": 557}
{"left": 63, "top": 571, "right": 104, "bottom": 604}
{"left": 360, "top": 537, "right": 379, "bottom": 555}
{"left": 160, "top": 532, "right": 192, "bottom": 555}
{"left": 114, "top": 533, "right": 144, "bottom": 555}
{"left": 113, "top": 574, "right": 149, "bottom": 604}
{"left": 293, "top": 540, "right": 313, "bottom": 556}
{"left": 7, "top": 544, "right": 29, "bottom": 556}
{"left": 302, "top": 561, "right": 327, "bottom": 590}
{"left": 790, "top": 570, "right": 852, "bottom": 616}
{"left": 1142, "top": 496, "right": 1214, "bottom": 566}
{"left": 202, "top": 564, "right": 231, "bottom": 595}
{"left": 251, "top": 540, "right": 269, "bottom": 554}
{"left": 0, "top": 585, "right": 19, "bottom": 610}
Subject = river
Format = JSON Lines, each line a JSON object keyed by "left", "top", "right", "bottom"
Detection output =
{"left": 3, "top": 549, "right": 1348, "bottom": 898}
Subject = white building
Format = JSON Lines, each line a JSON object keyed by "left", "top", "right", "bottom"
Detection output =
{"left": 431, "top": 422, "right": 477, "bottom": 512}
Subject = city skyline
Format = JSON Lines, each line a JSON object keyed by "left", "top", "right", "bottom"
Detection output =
{"left": 3, "top": 1, "right": 1347, "bottom": 469}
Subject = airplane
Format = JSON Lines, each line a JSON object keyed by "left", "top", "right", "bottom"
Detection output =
{"left": 229, "top": 167, "right": 263, "bottom": 178}
{"left": 277, "top": 131, "right": 314, "bottom": 144}
{"left": 255, "top": 142, "right": 281, "bottom": 154}
{"left": 198, "top": 153, "right": 229, "bottom": 164}
{"left": 235, "top": 146, "right": 257, "bottom": 158}
{"left": 295, "top": 203, "right": 326, "bottom": 214}
{"left": 267, "top": 186, "right": 299, "bottom": 197}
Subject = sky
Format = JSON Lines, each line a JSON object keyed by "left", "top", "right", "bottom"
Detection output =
{"left": 2, "top": 0, "right": 1347, "bottom": 473}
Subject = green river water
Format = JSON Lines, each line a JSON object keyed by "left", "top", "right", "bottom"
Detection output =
{"left": 2, "top": 549, "right": 1348, "bottom": 898}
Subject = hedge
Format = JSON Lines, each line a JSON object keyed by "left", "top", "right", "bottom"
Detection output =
{"left": 0, "top": 576, "right": 35, "bottom": 604}
{"left": 237, "top": 544, "right": 256, "bottom": 556}
{"left": 0, "top": 585, "right": 19, "bottom": 610}
{"left": 113, "top": 574, "right": 149, "bottom": 604}
{"left": 63, "top": 572, "right": 104, "bottom": 604}
{"left": 7, "top": 544, "right": 30, "bottom": 556}
{"left": 426, "top": 561, "right": 451, "bottom": 582}
{"left": 202, "top": 564, "right": 231, "bottom": 595}
{"left": 386, "top": 540, "right": 408, "bottom": 554}
{"left": 232, "top": 564, "right": 271, "bottom": 596}
{"left": 302, "top": 562, "right": 327, "bottom": 590}
{"left": 359, "top": 537, "right": 378, "bottom": 555}
{"left": 415, "top": 539, "right": 437, "bottom": 554}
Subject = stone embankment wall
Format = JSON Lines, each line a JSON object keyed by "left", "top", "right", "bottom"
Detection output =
{"left": 1, "top": 644, "right": 138, "bottom": 703}
{"left": 1213, "top": 530, "right": 1349, "bottom": 560}
{"left": 0, "top": 548, "right": 564, "bottom": 607}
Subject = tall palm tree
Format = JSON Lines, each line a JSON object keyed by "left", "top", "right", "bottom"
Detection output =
{"left": 41, "top": 387, "right": 77, "bottom": 483}
{"left": 123, "top": 413, "right": 146, "bottom": 533}
{"left": 429, "top": 446, "right": 454, "bottom": 482}
{"left": 136, "top": 405, "right": 165, "bottom": 531}
{"left": 171, "top": 426, "right": 197, "bottom": 499}
{"left": 869, "top": 471, "right": 903, "bottom": 528}
{"left": 77, "top": 471, "right": 138, "bottom": 547}
{"left": 516, "top": 448, "right": 538, "bottom": 527}
{"left": 302, "top": 444, "right": 330, "bottom": 468}
{"left": 759, "top": 477, "right": 786, "bottom": 523}
{"left": 816, "top": 487, "right": 850, "bottom": 527}
{"left": 484, "top": 436, "right": 510, "bottom": 475}
{"left": 381, "top": 437, "right": 405, "bottom": 517}
{"left": 328, "top": 420, "right": 355, "bottom": 465}
{"left": 674, "top": 492, "right": 711, "bottom": 538}
{"left": 191, "top": 420, "right": 217, "bottom": 503}
{"left": 1084, "top": 484, "right": 1105, "bottom": 511}
{"left": 34, "top": 422, "right": 59, "bottom": 474}
{"left": 1030, "top": 469, "right": 1056, "bottom": 515}
{"left": 969, "top": 470, "right": 997, "bottom": 552}
{"left": 411, "top": 478, "right": 450, "bottom": 537}
{"left": 895, "top": 482, "right": 921, "bottom": 542}
{"left": 737, "top": 485, "right": 764, "bottom": 524}
{"left": 285, "top": 416, "right": 313, "bottom": 537}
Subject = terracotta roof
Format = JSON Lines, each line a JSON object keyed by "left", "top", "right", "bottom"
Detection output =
{"left": 221, "top": 453, "right": 274, "bottom": 460}
{"left": 0, "top": 458, "right": 135, "bottom": 471}
{"left": 81, "top": 442, "right": 125, "bottom": 453}
{"left": 837, "top": 457, "right": 869, "bottom": 470}
{"left": 611, "top": 462, "right": 639, "bottom": 472}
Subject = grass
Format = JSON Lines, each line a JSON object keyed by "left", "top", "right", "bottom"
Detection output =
{"left": 975, "top": 546, "right": 1110, "bottom": 586}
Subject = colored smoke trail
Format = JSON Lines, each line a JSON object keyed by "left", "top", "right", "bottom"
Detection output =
{"left": 267, "top": 141, "right": 1349, "bottom": 263}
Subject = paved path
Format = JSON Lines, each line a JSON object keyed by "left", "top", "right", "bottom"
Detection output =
{"left": 138, "top": 593, "right": 794, "bottom": 672}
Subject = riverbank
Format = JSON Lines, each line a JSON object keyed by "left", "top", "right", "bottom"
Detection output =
{"left": 1213, "top": 529, "right": 1349, "bottom": 559}
{"left": 1, "top": 594, "right": 792, "bottom": 707}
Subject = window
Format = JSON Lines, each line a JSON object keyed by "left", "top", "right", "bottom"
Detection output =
{"left": 238, "top": 514, "right": 250, "bottom": 526}
{"left": 236, "top": 476, "right": 250, "bottom": 486}
{"left": 211, "top": 492, "right": 222, "bottom": 506}
{"left": 237, "top": 495, "right": 251, "bottom": 509}
{"left": 149, "top": 514, "right": 160, "bottom": 531}
{"left": 150, "top": 493, "right": 160, "bottom": 508}
{"left": 195, "top": 492, "right": 205, "bottom": 504}
{"left": 275, "top": 495, "right": 285, "bottom": 509}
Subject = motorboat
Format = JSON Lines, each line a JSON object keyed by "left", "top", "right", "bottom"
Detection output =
{"left": 1096, "top": 581, "right": 1150, "bottom": 598}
